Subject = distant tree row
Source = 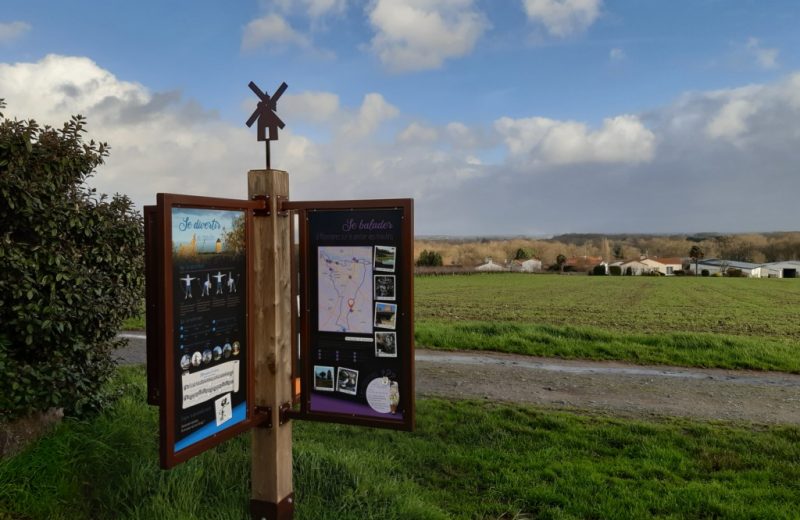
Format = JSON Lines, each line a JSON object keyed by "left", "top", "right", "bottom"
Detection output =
{"left": 414, "top": 232, "right": 800, "bottom": 268}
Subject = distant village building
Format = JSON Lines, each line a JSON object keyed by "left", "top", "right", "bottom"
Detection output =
{"left": 509, "top": 258, "right": 543, "bottom": 272}
{"left": 619, "top": 259, "right": 653, "bottom": 276}
{"left": 641, "top": 257, "right": 685, "bottom": 275}
{"left": 475, "top": 258, "right": 505, "bottom": 272}
{"left": 762, "top": 261, "right": 800, "bottom": 278}
{"left": 690, "top": 259, "right": 763, "bottom": 277}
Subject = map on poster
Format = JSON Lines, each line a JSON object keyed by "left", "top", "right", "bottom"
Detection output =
{"left": 318, "top": 246, "right": 373, "bottom": 333}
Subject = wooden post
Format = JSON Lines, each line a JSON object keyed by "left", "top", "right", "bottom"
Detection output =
{"left": 249, "top": 169, "right": 294, "bottom": 520}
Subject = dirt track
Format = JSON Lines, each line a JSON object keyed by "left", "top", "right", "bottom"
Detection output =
{"left": 117, "top": 333, "right": 800, "bottom": 425}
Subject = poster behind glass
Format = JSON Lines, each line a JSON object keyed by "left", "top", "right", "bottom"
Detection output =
{"left": 170, "top": 207, "right": 248, "bottom": 454}
{"left": 305, "top": 205, "right": 413, "bottom": 430}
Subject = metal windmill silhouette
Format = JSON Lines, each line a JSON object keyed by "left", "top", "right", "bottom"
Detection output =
{"left": 246, "top": 81, "right": 288, "bottom": 169}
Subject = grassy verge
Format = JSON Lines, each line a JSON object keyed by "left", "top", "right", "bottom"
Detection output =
{"left": 2, "top": 367, "right": 799, "bottom": 519}
{"left": 415, "top": 320, "right": 800, "bottom": 373}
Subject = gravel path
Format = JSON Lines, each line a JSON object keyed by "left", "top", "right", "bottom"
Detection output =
{"left": 117, "top": 333, "right": 800, "bottom": 425}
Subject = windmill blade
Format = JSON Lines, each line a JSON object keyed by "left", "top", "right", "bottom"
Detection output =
{"left": 245, "top": 107, "right": 260, "bottom": 128}
{"left": 270, "top": 82, "right": 288, "bottom": 108}
{"left": 248, "top": 81, "right": 268, "bottom": 102}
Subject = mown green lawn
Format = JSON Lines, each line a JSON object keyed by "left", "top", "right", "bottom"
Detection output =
{"left": 415, "top": 274, "right": 800, "bottom": 372}
{"left": 2, "top": 367, "right": 800, "bottom": 519}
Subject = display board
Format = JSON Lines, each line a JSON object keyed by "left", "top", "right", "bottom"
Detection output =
{"left": 293, "top": 199, "right": 414, "bottom": 431}
{"left": 155, "top": 194, "right": 259, "bottom": 469}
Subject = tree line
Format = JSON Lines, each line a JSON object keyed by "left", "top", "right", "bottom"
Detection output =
{"left": 415, "top": 232, "right": 800, "bottom": 268}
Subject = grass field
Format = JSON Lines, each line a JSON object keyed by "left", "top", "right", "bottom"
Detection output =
{"left": 3, "top": 367, "right": 800, "bottom": 519}
{"left": 123, "top": 274, "right": 800, "bottom": 372}
{"left": 415, "top": 274, "right": 800, "bottom": 372}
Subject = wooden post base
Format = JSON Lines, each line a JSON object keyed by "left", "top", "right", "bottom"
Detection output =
{"left": 250, "top": 493, "right": 294, "bottom": 520}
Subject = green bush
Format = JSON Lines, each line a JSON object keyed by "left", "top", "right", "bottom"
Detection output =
{"left": 0, "top": 100, "right": 144, "bottom": 421}
{"left": 592, "top": 265, "right": 606, "bottom": 276}
{"left": 609, "top": 265, "right": 622, "bottom": 276}
{"left": 416, "top": 249, "right": 443, "bottom": 267}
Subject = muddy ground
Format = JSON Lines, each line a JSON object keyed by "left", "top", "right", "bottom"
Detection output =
{"left": 117, "top": 333, "right": 800, "bottom": 425}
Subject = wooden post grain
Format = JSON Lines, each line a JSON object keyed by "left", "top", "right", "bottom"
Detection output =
{"left": 249, "top": 169, "right": 294, "bottom": 520}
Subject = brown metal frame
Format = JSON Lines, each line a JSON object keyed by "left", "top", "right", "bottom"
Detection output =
{"left": 285, "top": 198, "right": 415, "bottom": 432}
{"left": 156, "top": 193, "right": 266, "bottom": 469}
{"left": 144, "top": 205, "right": 160, "bottom": 406}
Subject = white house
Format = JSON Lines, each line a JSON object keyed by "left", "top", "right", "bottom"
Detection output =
{"left": 475, "top": 258, "right": 505, "bottom": 272}
{"left": 619, "top": 259, "right": 655, "bottom": 275}
{"left": 762, "top": 261, "right": 800, "bottom": 278}
{"left": 515, "top": 258, "right": 542, "bottom": 272}
{"left": 641, "top": 257, "right": 684, "bottom": 276}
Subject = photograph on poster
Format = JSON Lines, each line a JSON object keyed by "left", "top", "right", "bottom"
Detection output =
{"left": 202, "top": 349, "right": 212, "bottom": 364}
{"left": 374, "top": 245, "right": 396, "bottom": 272}
{"left": 337, "top": 367, "right": 359, "bottom": 395}
{"left": 314, "top": 365, "right": 336, "bottom": 391}
{"left": 374, "top": 302, "right": 398, "bottom": 330}
{"left": 374, "top": 275, "right": 395, "bottom": 300}
{"left": 180, "top": 354, "right": 191, "bottom": 371}
{"left": 191, "top": 351, "right": 202, "bottom": 367}
{"left": 233, "top": 341, "right": 240, "bottom": 355}
{"left": 375, "top": 331, "right": 397, "bottom": 357}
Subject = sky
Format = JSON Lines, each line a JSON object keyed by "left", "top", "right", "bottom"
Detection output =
{"left": 1, "top": 0, "right": 799, "bottom": 236}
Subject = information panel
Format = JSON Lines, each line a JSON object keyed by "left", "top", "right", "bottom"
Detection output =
{"left": 155, "top": 194, "right": 257, "bottom": 469}
{"left": 297, "top": 199, "right": 414, "bottom": 431}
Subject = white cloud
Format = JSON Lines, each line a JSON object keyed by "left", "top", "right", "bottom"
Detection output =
{"left": 0, "top": 21, "right": 31, "bottom": 44}
{"left": 273, "top": 0, "right": 347, "bottom": 18}
{"left": 5, "top": 54, "right": 800, "bottom": 236}
{"left": 0, "top": 55, "right": 265, "bottom": 203}
{"left": 241, "top": 14, "right": 311, "bottom": 50}
{"left": 705, "top": 98, "right": 759, "bottom": 141}
{"left": 282, "top": 91, "right": 340, "bottom": 123}
{"left": 495, "top": 114, "right": 655, "bottom": 165}
{"left": 522, "top": 0, "right": 601, "bottom": 37}
{"left": 745, "top": 37, "right": 779, "bottom": 70}
{"left": 609, "top": 47, "right": 625, "bottom": 62}
{"left": 367, "top": 0, "right": 489, "bottom": 72}
{"left": 398, "top": 122, "right": 438, "bottom": 143}
{"left": 341, "top": 93, "right": 399, "bottom": 138}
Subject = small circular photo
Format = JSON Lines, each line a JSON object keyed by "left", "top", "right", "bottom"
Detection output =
{"left": 202, "top": 349, "right": 212, "bottom": 364}
{"left": 232, "top": 341, "right": 241, "bottom": 356}
{"left": 223, "top": 343, "right": 232, "bottom": 358}
{"left": 180, "top": 354, "right": 191, "bottom": 371}
{"left": 191, "top": 351, "right": 202, "bottom": 367}
{"left": 213, "top": 346, "right": 223, "bottom": 360}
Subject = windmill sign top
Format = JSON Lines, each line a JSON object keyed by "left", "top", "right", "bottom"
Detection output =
{"left": 246, "top": 80, "right": 287, "bottom": 169}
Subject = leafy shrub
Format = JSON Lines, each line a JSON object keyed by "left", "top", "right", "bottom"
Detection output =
{"left": 726, "top": 268, "right": 744, "bottom": 278}
{"left": 415, "top": 249, "right": 443, "bottom": 267}
{"left": 0, "top": 100, "right": 144, "bottom": 421}
{"left": 592, "top": 265, "right": 606, "bottom": 276}
{"left": 609, "top": 265, "right": 622, "bottom": 276}
{"left": 513, "top": 247, "right": 533, "bottom": 260}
